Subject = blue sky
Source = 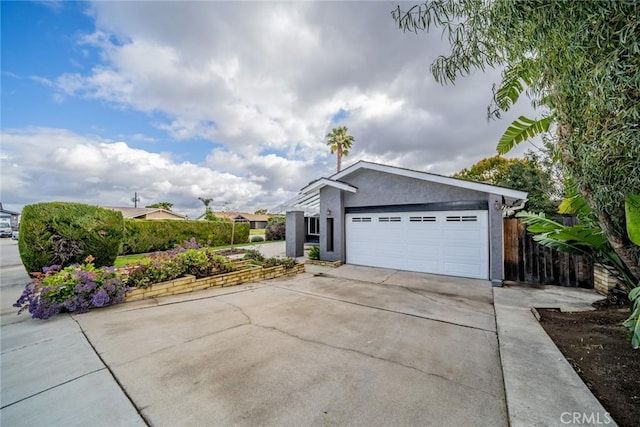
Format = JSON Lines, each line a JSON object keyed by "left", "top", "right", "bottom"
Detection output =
{"left": 1, "top": 1, "right": 532, "bottom": 218}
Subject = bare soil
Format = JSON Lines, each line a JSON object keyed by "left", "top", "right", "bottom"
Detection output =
{"left": 539, "top": 307, "right": 640, "bottom": 427}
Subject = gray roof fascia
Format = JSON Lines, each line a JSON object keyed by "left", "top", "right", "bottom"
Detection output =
{"left": 299, "top": 178, "right": 357, "bottom": 195}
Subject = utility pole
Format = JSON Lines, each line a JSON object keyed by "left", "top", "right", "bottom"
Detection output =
{"left": 131, "top": 192, "right": 140, "bottom": 208}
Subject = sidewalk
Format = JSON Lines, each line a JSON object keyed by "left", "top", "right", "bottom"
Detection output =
{"left": 494, "top": 284, "right": 615, "bottom": 426}
{"left": 1, "top": 314, "right": 145, "bottom": 426}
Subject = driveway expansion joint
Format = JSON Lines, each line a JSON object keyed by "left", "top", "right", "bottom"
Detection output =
{"left": 71, "top": 316, "right": 151, "bottom": 427}
{"left": 248, "top": 316, "right": 503, "bottom": 401}
{"left": 274, "top": 284, "right": 496, "bottom": 333}
{"left": 0, "top": 367, "right": 106, "bottom": 410}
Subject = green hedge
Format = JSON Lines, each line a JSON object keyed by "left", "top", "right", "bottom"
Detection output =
{"left": 19, "top": 202, "right": 124, "bottom": 274}
{"left": 122, "top": 219, "right": 250, "bottom": 254}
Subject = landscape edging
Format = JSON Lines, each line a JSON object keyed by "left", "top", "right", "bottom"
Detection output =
{"left": 125, "top": 263, "right": 305, "bottom": 302}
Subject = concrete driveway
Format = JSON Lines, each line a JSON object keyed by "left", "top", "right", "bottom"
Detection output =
{"left": 71, "top": 264, "right": 506, "bottom": 426}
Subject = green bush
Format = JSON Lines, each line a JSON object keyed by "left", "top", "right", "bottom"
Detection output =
{"left": 243, "top": 249, "right": 264, "bottom": 263}
{"left": 251, "top": 235, "right": 265, "bottom": 242}
{"left": 117, "top": 247, "right": 236, "bottom": 288}
{"left": 262, "top": 257, "right": 296, "bottom": 269}
{"left": 265, "top": 216, "right": 286, "bottom": 241}
{"left": 122, "top": 219, "right": 249, "bottom": 254}
{"left": 19, "top": 202, "right": 124, "bottom": 274}
{"left": 308, "top": 245, "right": 320, "bottom": 260}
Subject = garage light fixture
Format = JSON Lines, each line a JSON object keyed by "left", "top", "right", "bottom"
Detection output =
{"left": 326, "top": 208, "right": 332, "bottom": 216}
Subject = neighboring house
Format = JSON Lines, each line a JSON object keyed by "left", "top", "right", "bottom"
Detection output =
{"left": 103, "top": 206, "right": 187, "bottom": 220}
{"left": 198, "top": 212, "right": 276, "bottom": 230}
{"left": 0, "top": 203, "right": 20, "bottom": 230}
{"left": 280, "top": 161, "right": 528, "bottom": 285}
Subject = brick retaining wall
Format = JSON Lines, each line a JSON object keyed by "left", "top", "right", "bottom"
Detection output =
{"left": 125, "top": 263, "right": 305, "bottom": 302}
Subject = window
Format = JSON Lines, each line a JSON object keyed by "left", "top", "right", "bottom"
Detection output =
{"left": 379, "top": 216, "right": 401, "bottom": 222}
{"left": 308, "top": 217, "right": 320, "bottom": 235}
{"left": 326, "top": 218, "right": 334, "bottom": 252}
{"left": 351, "top": 217, "right": 372, "bottom": 223}
{"left": 410, "top": 216, "right": 436, "bottom": 222}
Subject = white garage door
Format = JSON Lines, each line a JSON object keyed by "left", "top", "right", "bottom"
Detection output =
{"left": 345, "top": 210, "right": 489, "bottom": 279}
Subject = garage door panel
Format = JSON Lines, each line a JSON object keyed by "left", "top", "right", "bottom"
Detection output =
{"left": 346, "top": 210, "right": 488, "bottom": 280}
{"left": 443, "top": 246, "right": 482, "bottom": 258}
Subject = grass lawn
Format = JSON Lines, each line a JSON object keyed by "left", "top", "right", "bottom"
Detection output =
{"left": 114, "top": 240, "right": 276, "bottom": 267}
{"left": 250, "top": 229, "right": 266, "bottom": 235}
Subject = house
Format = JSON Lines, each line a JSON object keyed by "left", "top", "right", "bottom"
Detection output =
{"left": 199, "top": 212, "right": 275, "bottom": 230}
{"left": 0, "top": 203, "right": 20, "bottom": 230}
{"left": 281, "top": 161, "right": 528, "bottom": 285}
{"left": 102, "top": 206, "right": 187, "bottom": 220}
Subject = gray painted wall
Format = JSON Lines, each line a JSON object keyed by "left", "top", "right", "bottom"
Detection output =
{"left": 286, "top": 168, "right": 508, "bottom": 282}
{"left": 343, "top": 169, "right": 486, "bottom": 207}
{"left": 488, "top": 193, "right": 504, "bottom": 284}
{"left": 319, "top": 186, "right": 345, "bottom": 262}
{"left": 285, "top": 210, "right": 305, "bottom": 257}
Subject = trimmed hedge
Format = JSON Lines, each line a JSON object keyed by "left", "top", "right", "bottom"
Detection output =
{"left": 19, "top": 202, "right": 124, "bottom": 274}
{"left": 122, "top": 219, "right": 250, "bottom": 254}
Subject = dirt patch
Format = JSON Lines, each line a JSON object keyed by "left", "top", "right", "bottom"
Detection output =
{"left": 538, "top": 308, "right": 640, "bottom": 427}
{"left": 215, "top": 248, "right": 247, "bottom": 256}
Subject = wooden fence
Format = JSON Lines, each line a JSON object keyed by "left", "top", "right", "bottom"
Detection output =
{"left": 503, "top": 217, "right": 593, "bottom": 288}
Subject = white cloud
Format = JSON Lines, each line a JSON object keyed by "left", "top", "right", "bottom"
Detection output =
{"left": 4, "top": 2, "right": 539, "bottom": 214}
{"left": 0, "top": 128, "right": 265, "bottom": 218}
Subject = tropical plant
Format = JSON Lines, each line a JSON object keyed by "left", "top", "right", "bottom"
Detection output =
{"left": 254, "top": 209, "right": 268, "bottom": 215}
{"left": 392, "top": 0, "right": 640, "bottom": 295}
{"left": 146, "top": 202, "right": 173, "bottom": 211}
{"left": 623, "top": 196, "right": 640, "bottom": 349}
{"left": 326, "top": 126, "right": 355, "bottom": 173}
{"left": 518, "top": 192, "right": 640, "bottom": 348}
{"left": 198, "top": 197, "right": 213, "bottom": 214}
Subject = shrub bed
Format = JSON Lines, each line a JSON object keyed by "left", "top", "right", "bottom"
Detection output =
{"left": 15, "top": 244, "right": 301, "bottom": 319}
{"left": 14, "top": 256, "right": 128, "bottom": 319}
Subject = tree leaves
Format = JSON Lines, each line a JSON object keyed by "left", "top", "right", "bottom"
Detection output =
{"left": 497, "top": 116, "right": 551, "bottom": 155}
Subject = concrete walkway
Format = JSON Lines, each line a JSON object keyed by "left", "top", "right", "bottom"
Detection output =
{"left": 494, "top": 284, "right": 615, "bottom": 426}
{"left": 0, "top": 240, "right": 617, "bottom": 426}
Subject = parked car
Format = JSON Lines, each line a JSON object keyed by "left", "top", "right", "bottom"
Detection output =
{"left": 0, "top": 219, "right": 12, "bottom": 238}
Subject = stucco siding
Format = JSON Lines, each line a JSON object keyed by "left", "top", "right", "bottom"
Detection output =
{"left": 342, "top": 169, "right": 487, "bottom": 207}
{"left": 319, "top": 186, "right": 345, "bottom": 262}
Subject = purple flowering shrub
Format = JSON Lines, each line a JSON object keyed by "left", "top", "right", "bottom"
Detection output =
{"left": 14, "top": 256, "right": 129, "bottom": 320}
{"left": 15, "top": 245, "right": 239, "bottom": 320}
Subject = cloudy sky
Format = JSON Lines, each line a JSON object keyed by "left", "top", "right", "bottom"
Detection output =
{"left": 1, "top": 0, "right": 533, "bottom": 218}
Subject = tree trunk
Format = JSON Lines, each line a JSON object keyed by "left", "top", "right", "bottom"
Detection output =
{"left": 337, "top": 144, "right": 342, "bottom": 172}
{"left": 582, "top": 185, "right": 640, "bottom": 286}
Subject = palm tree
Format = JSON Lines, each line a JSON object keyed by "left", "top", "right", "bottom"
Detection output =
{"left": 326, "top": 126, "right": 354, "bottom": 173}
{"left": 198, "top": 197, "right": 213, "bottom": 214}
